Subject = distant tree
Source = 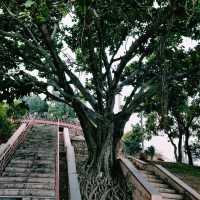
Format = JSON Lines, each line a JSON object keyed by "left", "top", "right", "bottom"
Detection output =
{"left": 24, "top": 95, "right": 48, "bottom": 113}
{"left": 7, "top": 100, "right": 28, "bottom": 120}
{"left": 48, "top": 101, "right": 76, "bottom": 120}
{"left": 122, "top": 124, "right": 144, "bottom": 156}
{"left": 143, "top": 47, "right": 200, "bottom": 165}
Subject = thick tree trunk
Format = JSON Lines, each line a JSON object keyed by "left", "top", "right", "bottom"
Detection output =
{"left": 73, "top": 107, "right": 123, "bottom": 176}
{"left": 185, "top": 128, "right": 193, "bottom": 166}
{"left": 85, "top": 122, "right": 123, "bottom": 176}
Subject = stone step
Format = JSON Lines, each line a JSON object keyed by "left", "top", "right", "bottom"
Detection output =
{"left": 18, "top": 146, "right": 55, "bottom": 150}
{"left": 4, "top": 167, "right": 53, "bottom": 174}
{"left": 151, "top": 182, "right": 170, "bottom": 189}
{"left": 161, "top": 193, "right": 183, "bottom": 199}
{"left": 0, "top": 177, "right": 54, "bottom": 183}
{"left": 0, "top": 183, "right": 54, "bottom": 190}
{"left": 142, "top": 174, "right": 157, "bottom": 179}
{"left": 22, "top": 198, "right": 56, "bottom": 200}
{"left": 14, "top": 153, "right": 55, "bottom": 158}
{"left": 16, "top": 149, "right": 55, "bottom": 154}
{"left": 2, "top": 172, "right": 54, "bottom": 178}
{"left": 139, "top": 170, "right": 153, "bottom": 175}
{"left": 10, "top": 160, "right": 53, "bottom": 165}
{"left": 158, "top": 188, "right": 176, "bottom": 194}
{"left": 0, "top": 189, "right": 55, "bottom": 197}
{"left": 8, "top": 162, "right": 54, "bottom": 169}
{"left": 148, "top": 177, "right": 163, "bottom": 184}
{"left": 13, "top": 156, "right": 55, "bottom": 161}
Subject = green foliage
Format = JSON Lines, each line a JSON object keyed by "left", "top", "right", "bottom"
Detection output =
{"left": 191, "top": 142, "right": 200, "bottom": 159}
{"left": 24, "top": 95, "right": 48, "bottom": 113}
{"left": 0, "top": 103, "right": 13, "bottom": 142}
{"left": 122, "top": 124, "right": 144, "bottom": 155}
{"left": 47, "top": 101, "right": 76, "bottom": 120}
{"left": 7, "top": 100, "right": 28, "bottom": 119}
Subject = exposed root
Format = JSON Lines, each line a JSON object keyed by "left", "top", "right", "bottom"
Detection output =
{"left": 76, "top": 160, "right": 132, "bottom": 200}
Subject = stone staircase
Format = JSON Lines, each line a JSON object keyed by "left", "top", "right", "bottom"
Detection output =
{"left": 139, "top": 168, "right": 184, "bottom": 200}
{"left": 0, "top": 125, "right": 57, "bottom": 200}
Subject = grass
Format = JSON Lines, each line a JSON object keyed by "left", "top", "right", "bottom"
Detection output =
{"left": 156, "top": 161, "right": 200, "bottom": 193}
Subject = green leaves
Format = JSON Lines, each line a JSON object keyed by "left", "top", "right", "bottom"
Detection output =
{"left": 24, "top": 0, "right": 35, "bottom": 8}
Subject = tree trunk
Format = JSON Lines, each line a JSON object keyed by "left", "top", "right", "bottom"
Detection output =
{"left": 168, "top": 135, "right": 178, "bottom": 162}
{"left": 185, "top": 128, "right": 193, "bottom": 166}
{"left": 73, "top": 104, "right": 125, "bottom": 176}
{"left": 177, "top": 132, "right": 183, "bottom": 163}
{"left": 173, "top": 111, "right": 184, "bottom": 163}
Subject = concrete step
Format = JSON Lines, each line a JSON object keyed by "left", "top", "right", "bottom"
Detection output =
{"left": 0, "top": 183, "right": 54, "bottom": 190}
{"left": 16, "top": 150, "right": 55, "bottom": 155}
{"left": 2, "top": 172, "right": 54, "bottom": 178}
{"left": 22, "top": 198, "right": 56, "bottom": 200}
{"left": 20, "top": 146, "right": 55, "bottom": 150}
{"left": 14, "top": 153, "right": 55, "bottom": 158}
{"left": 13, "top": 156, "right": 55, "bottom": 161}
{"left": 151, "top": 182, "right": 170, "bottom": 189}
{"left": 161, "top": 193, "right": 183, "bottom": 199}
{"left": 138, "top": 170, "right": 153, "bottom": 175}
{"left": 0, "top": 177, "right": 54, "bottom": 183}
{"left": 8, "top": 162, "right": 54, "bottom": 169}
{"left": 4, "top": 167, "right": 53, "bottom": 174}
{"left": 0, "top": 189, "right": 55, "bottom": 197}
{"left": 148, "top": 177, "right": 163, "bottom": 184}
{"left": 158, "top": 188, "right": 176, "bottom": 194}
{"left": 10, "top": 160, "right": 53, "bottom": 165}
{"left": 142, "top": 174, "right": 157, "bottom": 179}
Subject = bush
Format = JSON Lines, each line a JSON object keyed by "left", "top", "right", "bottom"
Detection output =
{"left": 144, "top": 146, "right": 155, "bottom": 160}
{"left": 122, "top": 124, "right": 144, "bottom": 155}
{"left": 0, "top": 103, "right": 13, "bottom": 143}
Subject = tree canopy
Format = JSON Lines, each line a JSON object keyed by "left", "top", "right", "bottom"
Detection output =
{"left": 0, "top": 0, "right": 200, "bottom": 198}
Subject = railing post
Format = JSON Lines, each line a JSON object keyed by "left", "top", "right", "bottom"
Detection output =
{"left": 64, "top": 128, "right": 82, "bottom": 200}
{"left": 55, "top": 120, "right": 60, "bottom": 200}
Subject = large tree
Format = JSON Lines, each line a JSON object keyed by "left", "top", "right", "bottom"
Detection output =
{"left": 0, "top": 0, "right": 200, "bottom": 198}
{"left": 143, "top": 46, "right": 200, "bottom": 165}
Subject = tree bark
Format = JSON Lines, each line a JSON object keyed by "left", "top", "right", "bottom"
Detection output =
{"left": 73, "top": 103, "right": 127, "bottom": 176}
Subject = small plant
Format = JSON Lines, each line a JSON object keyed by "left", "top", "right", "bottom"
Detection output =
{"left": 145, "top": 146, "right": 155, "bottom": 160}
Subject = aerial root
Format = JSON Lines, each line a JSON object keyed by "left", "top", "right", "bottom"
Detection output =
{"left": 79, "top": 173, "right": 129, "bottom": 200}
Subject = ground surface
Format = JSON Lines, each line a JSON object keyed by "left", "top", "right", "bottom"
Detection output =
{"left": 156, "top": 161, "right": 200, "bottom": 193}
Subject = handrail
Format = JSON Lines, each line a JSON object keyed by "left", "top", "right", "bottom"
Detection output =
{"left": 55, "top": 120, "right": 60, "bottom": 200}
{"left": 153, "top": 164, "right": 200, "bottom": 200}
{"left": 118, "top": 157, "right": 163, "bottom": 200}
{"left": 64, "top": 128, "right": 82, "bottom": 200}
{"left": 127, "top": 156, "right": 147, "bottom": 170}
{"left": 0, "top": 122, "right": 31, "bottom": 174}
